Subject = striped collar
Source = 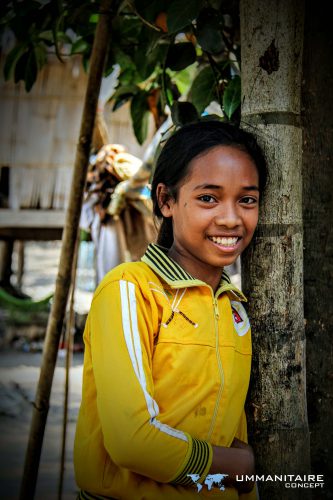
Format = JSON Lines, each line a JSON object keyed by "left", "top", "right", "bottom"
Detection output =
{"left": 141, "top": 243, "right": 246, "bottom": 301}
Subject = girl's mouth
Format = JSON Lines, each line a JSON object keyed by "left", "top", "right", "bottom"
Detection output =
{"left": 207, "top": 235, "right": 241, "bottom": 251}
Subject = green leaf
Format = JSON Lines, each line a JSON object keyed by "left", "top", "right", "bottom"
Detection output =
{"left": 89, "top": 13, "right": 99, "bottom": 23}
{"left": 165, "top": 43, "right": 196, "bottom": 71}
{"left": 3, "top": 43, "right": 27, "bottom": 81}
{"left": 172, "top": 63, "right": 197, "bottom": 94}
{"left": 14, "top": 51, "right": 29, "bottom": 85}
{"left": 112, "top": 84, "right": 140, "bottom": 100}
{"left": 113, "top": 48, "right": 134, "bottom": 70}
{"left": 130, "top": 91, "right": 150, "bottom": 144}
{"left": 118, "top": 66, "right": 142, "bottom": 85}
{"left": 38, "top": 30, "right": 54, "bottom": 44}
{"left": 166, "top": 0, "right": 204, "bottom": 33}
{"left": 196, "top": 26, "right": 223, "bottom": 54}
{"left": 112, "top": 95, "right": 133, "bottom": 112}
{"left": 134, "top": 40, "right": 169, "bottom": 81}
{"left": 111, "top": 84, "right": 140, "bottom": 111}
{"left": 196, "top": 8, "right": 224, "bottom": 54}
{"left": 133, "top": 50, "right": 157, "bottom": 80}
{"left": 71, "top": 38, "right": 90, "bottom": 55}
{"left": 113, "top": 15, "right": 142, "bottom": 42}
{"left": 134, "top": 0, "right": 168, "bottom": 23}
{"left": 171, "top": 101, "right": 199, "bottom": 126}
{"left": 52, "top": 11, "right": 66, "bottom": 63}
{"left": 54, "top": 31, "right": 73, "bottom": 45}
{"left": 190, "top": 66, "right": 216, "bottom": 114}
{"left": 223, "top": 76, "right": 241, "bottom": 119}
{"left": 34, "top": 44, "right": 47, "bottom": 71}
{"left": 12, "top": 47, "right": 39, "bottom": 91}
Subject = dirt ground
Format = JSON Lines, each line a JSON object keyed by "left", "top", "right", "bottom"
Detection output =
{"left": 0, "top": 241, "right": 92, "bottom": 499}
{"left": 0, "top": 350, "right": 84, "bottom": 499}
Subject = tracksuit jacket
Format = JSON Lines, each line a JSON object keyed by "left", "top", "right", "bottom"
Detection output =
{"left": 74, "top": 243, "right": 257, "bottom": 499}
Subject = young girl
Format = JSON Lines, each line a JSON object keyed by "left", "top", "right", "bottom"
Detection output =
{"left": 74, "top": 121, "right": 267, "bottom": 499}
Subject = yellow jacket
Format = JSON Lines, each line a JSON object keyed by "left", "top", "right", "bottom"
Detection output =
{"left": 74, "top": 244, "right": 257, "bottom": 499}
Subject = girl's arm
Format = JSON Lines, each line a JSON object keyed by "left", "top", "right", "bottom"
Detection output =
{"left": 88, "top": 277, "right": 213, "bottom": 485}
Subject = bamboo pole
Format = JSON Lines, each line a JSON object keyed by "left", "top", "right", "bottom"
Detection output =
{"left": 19, "top": 2, "right": 113, "bottom": 498}
{"left": 57, "top": 235, "right": 79, "bottom": 500}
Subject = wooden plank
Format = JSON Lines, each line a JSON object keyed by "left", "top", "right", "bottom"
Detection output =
{"left": 0, "top": 209, "right": 66, "bottom": 229}
{"left": 0, "top": 228, "right": 63, "bottom": 241}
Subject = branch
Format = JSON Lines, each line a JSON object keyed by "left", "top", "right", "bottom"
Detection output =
{"left": 124, "top": 0, "right": 162, "bottom": 32}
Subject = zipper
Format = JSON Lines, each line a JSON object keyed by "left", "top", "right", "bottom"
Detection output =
{"left": 213, "top": 297, "right": 220, "bottom": 319}
{"left": 206, "top": 292, "right": 224, "bottom": 441}
{"left": 163, "top": 277, "right": 227, "bottom": 441}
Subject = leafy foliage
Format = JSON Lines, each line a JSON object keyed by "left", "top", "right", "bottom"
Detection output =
{"left": 171, "top": 101, "right": 199, "bottom": 127}
{"left": 1, "top": 0, "right": 241, "bottom": 143}
{"left": 130, "top": 90, "right": 150, "bottom": 145}
{"left": 223, "top": 75, "right": 241, "bottom": 119}
{"left": 190, "top": 65, "right": 217, "bottom": 114}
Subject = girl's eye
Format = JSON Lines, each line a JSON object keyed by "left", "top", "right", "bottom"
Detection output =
{"left": 240, "top": 196, "right": 257, "bottom": 205}
{"left": 198, "top": 194, "right": 216, "bottom": 203}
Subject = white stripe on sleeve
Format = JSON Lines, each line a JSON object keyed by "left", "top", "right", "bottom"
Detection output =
{"left": 119, "top": 280, "right": 188, "bottom": 442}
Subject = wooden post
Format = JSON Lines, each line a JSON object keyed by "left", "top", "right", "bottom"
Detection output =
{"left": 19, "top": 1, "right": 113, "bottom": 497}
{"left": 17, "top": 240, "right": 25, "bottom": 288}
{"left": 57, "top": 235, "right": 79, "bottom": 499}
{"left": 0, "top": 240, "right": 14, "bottom": 285}
{"left": 240, "top": 0, "right": 311, "bottom": 498}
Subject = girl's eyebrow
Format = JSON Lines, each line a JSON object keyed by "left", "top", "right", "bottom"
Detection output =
{"left": 194, "top": 184, "right": 221, "bottom": 190}
{"left": 193, "top": 183, "right": 259, "bottom": 191}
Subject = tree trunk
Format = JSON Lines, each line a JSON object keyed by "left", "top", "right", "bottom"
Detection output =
{"left": 19, "top": 1, "right": 114, "bottom": 498}
{"left": 302, "top": 1, "right": 333, "bottom": 497}
{"left": 240, "top": 1, "right": 311, "bottom": 498}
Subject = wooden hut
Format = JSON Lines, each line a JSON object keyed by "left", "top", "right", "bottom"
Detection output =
{"left": 0, "top": 53, "right": 152, "bottom": 286}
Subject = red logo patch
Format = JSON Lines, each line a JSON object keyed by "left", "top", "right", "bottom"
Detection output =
{"left": 232, "top": 307, "right": 243, "bottom": 324}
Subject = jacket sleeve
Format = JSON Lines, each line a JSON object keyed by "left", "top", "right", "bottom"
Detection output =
{"left": 89, "top": 277, "right": 213, "bottom": 485}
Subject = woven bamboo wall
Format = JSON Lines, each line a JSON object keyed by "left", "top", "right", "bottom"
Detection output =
{"left": 0, "top": 55, "right": 153, "bottom": 210}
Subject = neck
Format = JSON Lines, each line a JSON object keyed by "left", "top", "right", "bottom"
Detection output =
{"left": 167, "top": 245, "right": 223, "bottom": 293}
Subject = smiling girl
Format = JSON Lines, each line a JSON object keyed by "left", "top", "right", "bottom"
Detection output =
{"left": 74, "top": 121, "right": 267, "bottom": 499}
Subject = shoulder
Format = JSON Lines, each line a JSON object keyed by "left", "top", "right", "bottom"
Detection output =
{"left": 93, "top": 261, "right": 160, "bottom": 299}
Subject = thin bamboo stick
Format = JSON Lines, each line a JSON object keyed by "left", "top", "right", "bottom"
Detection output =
{"left": 19, "top": 2, "right": 114, "bottom": 498}
{"left": 57, "top": 234, "right": 79, "bottom": 500}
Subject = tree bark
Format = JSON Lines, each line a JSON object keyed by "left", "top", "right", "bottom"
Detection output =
{"left": 302, "top": 1, "right": 333, "bottom": 497}
{"left": 240, "top": 1, "right": 311, "bottom": 498}
{"left": 19, "top": 1, "right": 114, "bottom": 498}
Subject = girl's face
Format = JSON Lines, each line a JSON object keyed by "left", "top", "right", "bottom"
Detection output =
{"left": 158, "top": 145, "right": 260, "bottom": 288}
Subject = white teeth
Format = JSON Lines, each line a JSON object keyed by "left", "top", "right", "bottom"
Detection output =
{"left": 209, "top": 236, "right": 238, "bottom": 246}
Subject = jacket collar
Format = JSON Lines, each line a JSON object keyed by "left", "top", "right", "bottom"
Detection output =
{"left": 141, "top": 243, "right": 247, "bottom": 301}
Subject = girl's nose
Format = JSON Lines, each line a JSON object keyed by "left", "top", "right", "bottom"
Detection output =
{"left": 214, "top": 205, "right": 241, "bottom": 228}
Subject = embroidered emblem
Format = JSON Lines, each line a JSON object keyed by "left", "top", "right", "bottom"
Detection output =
{"left": 232, "top": 308, "right": 243, "bottom": 324}
{"left": 231, "top": 301, "right": 250, "bottom": 337}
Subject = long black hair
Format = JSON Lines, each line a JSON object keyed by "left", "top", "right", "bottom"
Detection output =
{"left": 151, "top": 120, "right": 268, "bottom": 248}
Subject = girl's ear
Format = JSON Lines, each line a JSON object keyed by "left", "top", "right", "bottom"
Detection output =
{"left": 156, "top": 183, "right": 174, "bottom": 218}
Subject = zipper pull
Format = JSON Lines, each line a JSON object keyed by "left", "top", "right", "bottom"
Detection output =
{"left": 213, "top": 298, "right": 220, "bottom": 319}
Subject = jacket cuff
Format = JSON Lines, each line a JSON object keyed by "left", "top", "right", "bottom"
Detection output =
{"left": 170, "top": 437, "right": 213, "bottom": 486}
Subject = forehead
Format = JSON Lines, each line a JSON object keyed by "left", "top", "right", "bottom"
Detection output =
{"left": 185, "top": 145, "right": 259, "bottom": 184}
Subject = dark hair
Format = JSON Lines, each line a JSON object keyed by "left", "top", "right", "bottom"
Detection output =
{"left": 151, "top": 120, "right": 268, "bottom": 248}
